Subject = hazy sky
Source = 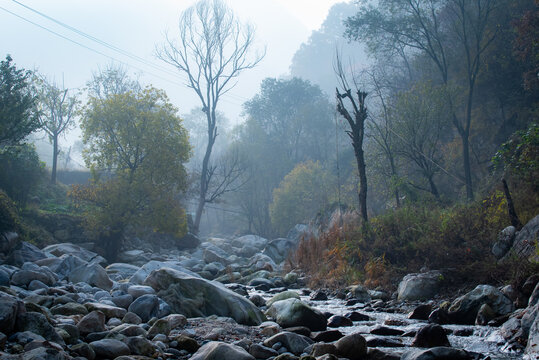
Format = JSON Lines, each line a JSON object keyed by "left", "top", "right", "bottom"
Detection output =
{"left": 1, "top": 0, "right": 345, "bottom": 123}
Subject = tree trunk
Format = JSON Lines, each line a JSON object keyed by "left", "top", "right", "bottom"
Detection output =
{"left": 502, "top": 178, "right": 523, "bottom": 230}
{"left": 51, "top": 134, "right": 58, "bottom": 184}
{"left": 355, "top": 144, "right": 368, "bottom": 224}
{"left": 462, "top": 132, "right": 474, "bottom": 200}
{"left": 428, "top": 174, "right": 440, "bottom": 199}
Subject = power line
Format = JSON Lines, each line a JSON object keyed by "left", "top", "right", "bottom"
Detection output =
{"left": 7, "top": 0, "right": 251, "bottom": 107}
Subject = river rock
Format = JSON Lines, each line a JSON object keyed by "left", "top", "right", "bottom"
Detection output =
{"left": 492, "top": 226, "right": 517, "bottom": 259}
{"left": 448, "top": 284, "right": 513, "bottom": 324}
{"left": 266, "top": 298, "right": 327, "bottom": 331}
{"left": 16, "top": 312, "right": 64, "bottom": 345}
{"left": 68, "top": 263, "right": 112, "bottom": 290}
{"left": 0, "top": 292, "right": 24, "bottom": 334}
{"left": 130, "top": 260, "right": 199, "bottom": 284}
{"left": 105, "top": 263, "right": 139, "bottom": 280}
{"left": 42, "top": 243, "right": 105, "bottom": 264}
{"left": 232, "top": 234, "right": 268, "bottom": 249}
{"left": 401, "top": 347, "right": 474, "bottom": 360}
{"left": 411, "top": 324, "right": 450, "bottom": 348}
{"left": 125, "top": 336, "right": 155, "bottom": 356}
{"left": 327, "top": 315, "right": 353, "bottom": 327}
{"left": 89, "top": 338, "right": 130, "bottom": 358}
{"left": 6, "top": 242, "right": 47, "bottom": 267}
{"left": 526, "top": 311, "right": 539, "bottom": 358}
{"left": 264, "top": 331, "right": 313, "bottom": 355}
{"left": 21, "top": 347, "right": 70, "bottom": 360}
{"left": 409, "top": 304, "right": 432, "bottom": 320}
{"left": 144, "top": 267, "right": 265, "bottom": 325}
{"left": 249, "top": 343, "right": 279, "bottom": 358}
{"left": 128, "top": 294, "right": 159, "bottom": 322}
{"left": 348, "top": 284, "right": 372, "bottom": 303}
{"left": 177, "top": 232, "right": 201, "bottom": 250}
{"left": 190, "top": 341, "right": 255, "bottom": 360}
{"left": 262, "top": 238, "right": 297, "bottom": 264}
{"left": 77, "top": 310, "right": 106, "bottom": 335}
{"left": 502, "top": 215, "right": 539, "bottom": 263}
{"left": 84, "top": 302, "right": 126, "bottom": 320}
{"left": 397, "top": 271, "right": 443, "bottom": 301}
{"left": 50, "top": 302, "right": 88, "bottom": 316}
{"left": 10, "top": 269, "right": 55, "bottom": 287}
{"left": 334, "top": 332, "right": 367, "bottom": 360}
{"left": 71, "top": 342, "right": 95, "bottom": 360}
{"left": 46, "top": 254, "right": 87, "bottom": 281}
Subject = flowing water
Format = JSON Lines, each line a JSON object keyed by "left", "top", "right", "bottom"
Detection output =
{"left": 250, "top": 288, "right": 523, "bottom": 359}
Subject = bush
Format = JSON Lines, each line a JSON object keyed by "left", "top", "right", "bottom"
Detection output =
{"left": 0, "top": 144, "right": 45, "bottom": 205}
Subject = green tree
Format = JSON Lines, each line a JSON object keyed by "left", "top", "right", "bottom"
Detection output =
{"left": 36, "top": 77, "right": 79, "bottom": 184}
{"left": 270, "top": 161, "right": 333, "bottom": 236}
{"left": 76, "top": 86, "right": 191, "bottom": 260}
{"left": 0, "top": 55, "right": 39, "bottom": 147}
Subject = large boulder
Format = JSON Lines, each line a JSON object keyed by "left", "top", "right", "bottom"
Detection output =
{"left": 263, "top": 331, "right": 313, "bottom": 355}
{"left": 127, "top": 294, "right": 160, "bottom": 322}
{"left": 492, "top": 226, "right": 517, "bottom": 259}
{"left": 448, "top": 284, "right": 513, "bottom": 324}
{"left": 526, "top": 311, "right": 539, "bottom": 358}
{"left": 6, "top": 241, "right": 46, "bottom": 267}
{"left": 262, "top": 238, "right": 298, "bottom": 264}
{"left": 397, "top": 271, "right": 444, "bottom": 301}
{"left": 42, "top": 243, "right": 106, "bottom": 264}
{"left": 10, "top": 269, "right": 55, "bottom": 287}
{"left": 68, "top": 263, "right": 113, "bottom": 290}
{"left": 177, "top": 232, "right": 201, "bottom": 250}
{"left": 130, "top": 260, "right": 199, "bottom": 285}
{"left": 190, "top": 341, "right": 254, "bottom": 360}
{"left": 334, "top": 333, "right": 367, "bottom": 360}
{"left": 266, "top": 298, "right": 327, "bottom": 331}
{"left": 46, "top": 254, "right": 87, "bottom": 280}
{"left": 0, "top": 291, "right": 25, "bottom": 334}
{"left": 144, "top": 267, "right": 265, "bottom": 325}
{"left": 502, "top": 215, "right": 539, "bottom": 263}
{"left": 15, "top": 312, "right": 64, "bottom": 345}
{"left": 348, "top": 284, "right": 372, "bottom": 303}
{"left": 231, "top": 235, "right": 268, "bottom": 250}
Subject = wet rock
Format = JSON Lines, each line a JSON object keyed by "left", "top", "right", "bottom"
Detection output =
{"left": 409, "top": 304, "right": 432, "bottom": 320}
{"left": 365, "top": 336, "right": 405, "bottom": 348}
{"left": 266, "top": 298, "right": 327, "bottom": 331}
{"left": 428, "top": 308, "right": 451, "bottom": 325}
{"left": 334, "top": 332, "right": 367, "bottom": 360}
{"left": 311, "top": 330, "right": 344, "bottom": 342}
{"left": 475, "top": 303, "right": 495, "bottom": 325}
{"left": 327, "top": 315, "right": 353, "bottom": 328}
{"left": 127, "top": 294, "right": 159, "bottom": 322}
{"left": 263, "top": 331, "right": 312, "bottom": 355}
{"left": 284, "top": 272, "right": 298, "bottom": 285}
{"left": 344, "top": 311, "right": 370, "bottom": 321}
{"left": 401, "top": 347, "right": 475, "bottom": 360}
{"left": 397, "top": 271, "right": 444, "bottom": 301}
{"left": 190, "top": 341, "right": 255, "bottom": 360}
{"left": 84, "top": 302, "right": 126, "bottom": 319}
{"left": 310, "top": 289, "right": 328, "bottom": 301}
{"left": 411, "top": 324, "right": 450, "bottom": 348}
{"left": 89, "top": 338, "right": 131, "bottom": 358}
{"left": 267, "top": 291, "right": 301, "bottom": 307}
{"left": 370, "top": 325, "right": 404, "bottom": 336}
{"left": 448, "top": 284, "right": 513, "bottom": 324}
{"left": 77, "top": 310, "right": 106, "bottom": 335}
{"left": 285, "top": 326, "right": 311, "bottom": 337}
{"left": 348, "top": 284, "right": 372, "bottom": 303}
{"left": 249, "top": 343, "right": 279, "bottom": 358}
{"left": 310, "top": 343, "right": 338, "bottom": 357}
{"left": 144, "top": 267, "right": 265, "bottom": 325}
{"left": 16, "top": 312, "right": 64, "bottom": 345}
{"left": 249, "top": 294, "right": 266, "bottom": 307}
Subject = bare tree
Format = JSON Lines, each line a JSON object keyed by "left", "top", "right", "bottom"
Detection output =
{"left": 37, "top": 76, "right": 78, "bottom": 184}
{"left": 335, "top": 54, "right": 369, "bottom": 224}
{"left": 156, "top": 0, "right": 264, "bottom": 234}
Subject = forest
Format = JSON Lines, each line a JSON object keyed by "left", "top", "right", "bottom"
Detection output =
{"left": 0, "top": 0, "right": 539, "bottom": 358}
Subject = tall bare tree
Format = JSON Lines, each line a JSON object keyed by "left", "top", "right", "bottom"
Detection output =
{"left": 37, "top": 77, "right": 78, "bottom": 184}
{"left": 157, "top": 0, "right": 264, "bottom": 234}
{"left": 335, "top": 54, "right": 369, "bottom": 224}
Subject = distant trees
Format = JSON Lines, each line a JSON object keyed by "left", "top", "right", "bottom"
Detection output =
{"left": 346, "top": 0, "right": 498, "bottom": 200}
{"left": 76, "top": 83, "right": 190, "bottom": 261}
{"left": 156, "top": 0, "right": 264, "bottom": 234}
{"left": 36, "top": 77, "right": 78, "bottom": 184}
{"left": 0, "top": 55, "right": 39, "bottom": 147}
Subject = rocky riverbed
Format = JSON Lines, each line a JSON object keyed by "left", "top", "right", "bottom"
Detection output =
{"left": 0, "top": 231, "right": 538, "bottom": 360}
